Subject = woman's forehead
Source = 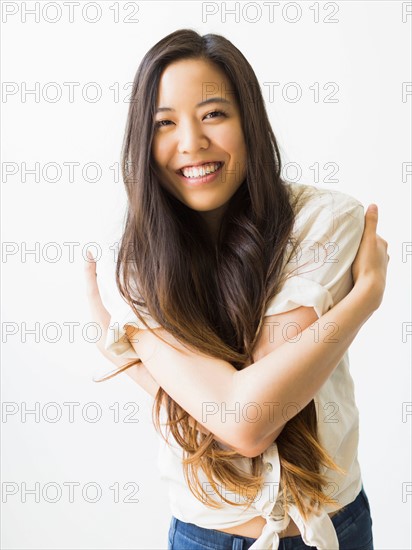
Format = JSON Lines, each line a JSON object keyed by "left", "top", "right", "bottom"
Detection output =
{"left": 156, "top": 58, "right": 236, "bottom": 106}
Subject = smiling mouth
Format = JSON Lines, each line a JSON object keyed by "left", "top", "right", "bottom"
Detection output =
{"left": 177, "top": 161, "right": 224, "bottom": 178}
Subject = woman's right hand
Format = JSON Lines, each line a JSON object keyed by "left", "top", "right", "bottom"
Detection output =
{"left": 351, "top": 204, "right": 390, "bottom": 312}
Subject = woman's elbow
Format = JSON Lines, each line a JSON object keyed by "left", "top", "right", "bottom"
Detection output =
{"left": 228, "top": 423, "right": 265, "bottom": 458}
{"left": 210, "top": 422, "right": 260, "bottom": 458}
{"left": 238, "top": 421, "right": 286, "bottom": 458}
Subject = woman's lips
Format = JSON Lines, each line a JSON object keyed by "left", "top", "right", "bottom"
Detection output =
{"left": 176, "top": 162, "right": 224, "bottom": 186}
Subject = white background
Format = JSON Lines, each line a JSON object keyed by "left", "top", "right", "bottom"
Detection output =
{"left": 1, "top": 1, "right": 411, "bottom": 549}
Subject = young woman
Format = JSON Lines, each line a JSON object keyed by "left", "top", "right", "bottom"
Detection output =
{"left": 84, "top": 29, "right": 389, "bottom": 550}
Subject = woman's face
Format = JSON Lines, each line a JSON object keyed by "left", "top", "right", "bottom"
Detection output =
{"left": 151, "top": 58, "right": 247, "bottom": 230}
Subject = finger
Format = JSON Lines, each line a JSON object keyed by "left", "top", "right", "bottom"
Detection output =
{"left": 365, "top": 204, "right": 378, "bottom": 233}
{"left": 83, "top": 253, "right": 111, "bottom": 326}
{"left": 84, "top": 252, "right": 99, "bottom": 297}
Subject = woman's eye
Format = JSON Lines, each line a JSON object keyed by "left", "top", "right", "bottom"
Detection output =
{"left": 154, "top": 110, "right": 227, "bottom": 130}
{"left": 154, "top": 119, "right": 172, "bottom": 128}
{"left": 204, "top": 110, "right": 227, "bottom": 120}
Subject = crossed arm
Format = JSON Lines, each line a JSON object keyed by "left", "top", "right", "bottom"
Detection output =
{"left": 123, "top": 305, "right": 318, "bottom": 456}
{"left": 123, "top": 283, "right": 372, "bottom": 457}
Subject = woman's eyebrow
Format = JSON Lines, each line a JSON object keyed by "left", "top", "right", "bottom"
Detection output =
{"left": 155, "top": 97, "right": 232, "bottom": 114}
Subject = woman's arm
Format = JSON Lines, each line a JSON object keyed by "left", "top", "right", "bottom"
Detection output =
{"left": 122, "top": 205, "right": 389, "bottom": 456}
{"left": 93, "top": 299, "right": 304, "bottom": 455}
{"left": 127, "top": 283, "right": 371, "bottom": 455}
{"left": 120, "top": 306, "right": 316, "bottom": 453}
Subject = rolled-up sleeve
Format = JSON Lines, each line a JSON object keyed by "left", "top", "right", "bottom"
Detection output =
{"left": 265, "top": 187, "right": 365, "bottom": 319}
{"left": 104, "top": 300, "right": 161, "bottom": 361}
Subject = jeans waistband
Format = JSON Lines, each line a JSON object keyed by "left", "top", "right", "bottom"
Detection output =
{"left": 170, "top": 485, "right": 369, "bottom": 548}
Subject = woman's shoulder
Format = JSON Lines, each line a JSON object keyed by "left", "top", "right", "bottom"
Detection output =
{"left": 282, "top": 181, "right": 365, "bottom": 252}
{"left": 284, "top": 181, "right": 364, "bottom": 216}
{"left": 285, "top": 182, "right": 363, "bottom": 210}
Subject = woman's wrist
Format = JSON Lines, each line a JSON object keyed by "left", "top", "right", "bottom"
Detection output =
{"left": 349, "top": 278, "right": 379, "bottom": 318}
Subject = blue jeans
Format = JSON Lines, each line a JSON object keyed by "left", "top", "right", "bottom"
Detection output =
{"left": 168, "top": 485, "right": 374, "bottom": 549}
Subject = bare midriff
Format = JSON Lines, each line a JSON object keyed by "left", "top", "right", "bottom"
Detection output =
{"left": 217, "top": 509, "right": 340, "bottom": 539}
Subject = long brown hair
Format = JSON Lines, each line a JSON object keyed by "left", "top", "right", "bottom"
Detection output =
{"left": 99, "top": 29, "right": 345, "bottom": 520}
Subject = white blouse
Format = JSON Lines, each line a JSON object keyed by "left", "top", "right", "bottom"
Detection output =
{"left": 103, "top": 182, "right": 366, "bottom": 550}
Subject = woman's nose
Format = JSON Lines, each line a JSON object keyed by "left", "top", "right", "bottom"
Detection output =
{"left": 176, "top": 121, "right": 209, "bottom": 154}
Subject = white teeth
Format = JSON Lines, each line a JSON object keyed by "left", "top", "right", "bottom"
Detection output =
{"left": 181, "top": 162, "right": 221, "bottom": 178}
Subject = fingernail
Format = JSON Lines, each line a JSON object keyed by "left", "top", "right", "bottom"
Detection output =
{"left": 368, "top": 204, "right": 378, "bottom": 212}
